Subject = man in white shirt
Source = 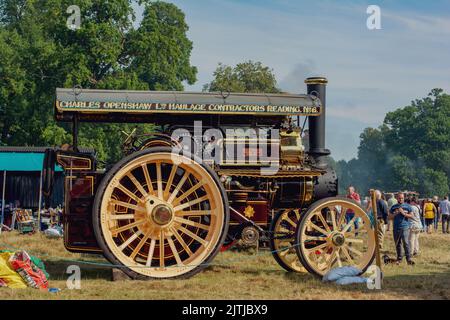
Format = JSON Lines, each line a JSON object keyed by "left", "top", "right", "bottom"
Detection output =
{"left": 439, "top": 196, "right": 450, "bottom": 234}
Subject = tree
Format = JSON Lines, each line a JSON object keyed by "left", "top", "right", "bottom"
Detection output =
{"left": 384, "top": 89, "right": 450, "bottom": 169}
{"left": 0, "top": 0, "right": 197, "bottom": 164}
{"left": 418, "top": 168, "right": 449, "bottom": 197}
{"left": 387, "top": 155, "right": 419, "bottom": 191}
{"left": 128, "top": 1, "right": 197, "bottom": 91}
{"left": 335, "top": 159, "right": 353, "bottom": 194}
{"left": 203, "top": 61, "right": 280, "bottom": 93}
{"left": 383, "top": 89, "right": 450, "bottom": 195}
{"left": 337, "top": 89, "right": 450, "bottom": 197}
{"left": 356, "top": 126, "right": 390, "bottom": 191}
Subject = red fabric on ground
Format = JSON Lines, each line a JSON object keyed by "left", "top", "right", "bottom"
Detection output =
{"left": 8, "top": 251, "right": 48, "bottom": 289}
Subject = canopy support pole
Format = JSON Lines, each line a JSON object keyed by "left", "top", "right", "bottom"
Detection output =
{"left": 73, "top": 114, "right": 79, "bottom": 152}
{"left": 0, "top": 170, "right": 6, "bottom": 235}
{"left": 370, "top": 189, "right": 383, "bottom": 288}
{"left": 37, "top": 169, "right": 43, "bottom": 231}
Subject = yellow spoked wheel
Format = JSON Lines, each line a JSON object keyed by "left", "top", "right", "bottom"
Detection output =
{"left": 269, "top": 209, "right": 306, "bottom": 272}
{"left": 93, "top": 147, "right": 229, "bottom": 279}
{"left": 295, "top": 197, "right": 375, "bottom": 277}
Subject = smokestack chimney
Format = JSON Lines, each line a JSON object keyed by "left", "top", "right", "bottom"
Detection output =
{"left": 305, "top": 77, "right": 330, "bottom": 168}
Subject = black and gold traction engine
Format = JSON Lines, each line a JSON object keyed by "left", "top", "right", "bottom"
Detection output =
{"left": 44, "top": 77, "right": 376, "bottom": 279}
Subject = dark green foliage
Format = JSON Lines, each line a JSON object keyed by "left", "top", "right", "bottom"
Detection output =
{"left": 336, "top": 89, "right": 450, "bottom": 198}
{"left": 203, "top": 61, "right": 280, "bottom": 93}
{"left": 0, "top": 0, "right": 197, "bottom": 165}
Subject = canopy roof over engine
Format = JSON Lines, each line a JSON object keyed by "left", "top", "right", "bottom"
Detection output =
{"left": 55, "top": 88, "right": 322, "bottom": 123}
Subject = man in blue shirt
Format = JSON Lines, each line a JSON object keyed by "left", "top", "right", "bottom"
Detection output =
{"left": 389, "top": 192, "right": 415, "bottom": 265}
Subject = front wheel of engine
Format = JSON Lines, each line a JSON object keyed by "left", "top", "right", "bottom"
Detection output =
{"left": 295, "top": 197, "right": 375, "bottom": 277}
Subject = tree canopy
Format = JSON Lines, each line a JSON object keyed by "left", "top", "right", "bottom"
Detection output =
{"left": 336, "top": 89, "right": 450, "bottom": 198}
{"left": 203, "top": 61, "right": 280, "bottom": 93}
{"left": 0, "top": 2, "right": 447, "bottom": 198}
{"left": 0, "top": 0, "right": 197, "bottom": 164}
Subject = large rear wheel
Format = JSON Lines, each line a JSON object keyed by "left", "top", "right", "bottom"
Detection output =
{"left": 295, "top": 197, "right": 375, "bottom": 277}
{"left": 93, "top": 147, "right": 229, "bottom": 279}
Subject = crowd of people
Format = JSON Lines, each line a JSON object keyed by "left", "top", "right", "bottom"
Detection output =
{"left": 346, "top": 186, "right": 450, "bottom": 266}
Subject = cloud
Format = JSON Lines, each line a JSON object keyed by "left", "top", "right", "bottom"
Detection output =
{"left": 384, "top": 10, "right": 450, "bottom": 37}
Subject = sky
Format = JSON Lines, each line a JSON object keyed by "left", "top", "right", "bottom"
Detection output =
{"left": 133, "top": 0, "right": 450, "bottom": 161}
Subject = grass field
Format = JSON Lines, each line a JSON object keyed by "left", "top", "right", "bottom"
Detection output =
{"left": 0, "top": 229, "right": 449, "bottom": 300}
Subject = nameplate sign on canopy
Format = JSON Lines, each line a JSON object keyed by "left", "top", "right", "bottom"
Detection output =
{"left": 55, "top": 88, "right": 322, "bottom": 117}
{"left": 56, "top": 101, "right": 320, "bottom": 116}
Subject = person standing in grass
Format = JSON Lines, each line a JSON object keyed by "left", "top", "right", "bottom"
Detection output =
{"left": 386, "top": 193, "right": 397, "bottom": 232}
{"left": 423, "top": 199, "right": 437, "bottom": 234}
{"left": 389, "top": 192, "right": 415, "bottom": 265}
{"left": 346, "top": 186, "right": 361, "bottom": 230}
{"left": 418, "top": 199, "right": 425, "bottom": 233}
{"left": 432, "top": 196, "right": 441, "bottom": 232}
{"left": 439, "top": 196, "right": 450, "bottom": 234}
{"left": 406, "top": 197, "right": 423, "bottom": 256}
{"left": 375, "top": 190, "right": 388, "bottom": 250}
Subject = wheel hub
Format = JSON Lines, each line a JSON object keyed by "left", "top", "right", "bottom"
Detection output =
{"left": 331, "top": 233, "right": 345, "bottom": 246}
{"left": 241, "top": 226, "right": 259, "bottom": 246}
{"left": 151, "top": 204, "right": 174, "bottom": 226}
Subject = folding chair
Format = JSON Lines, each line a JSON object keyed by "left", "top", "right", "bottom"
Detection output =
{"left": 15, "top": 209, "right": 35, "bottom": 234}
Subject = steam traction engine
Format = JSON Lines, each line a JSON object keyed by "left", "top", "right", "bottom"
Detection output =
{"left": 44, "top": 77, "right": 375, "bottom": 279}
